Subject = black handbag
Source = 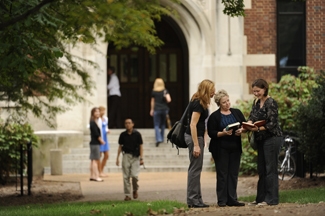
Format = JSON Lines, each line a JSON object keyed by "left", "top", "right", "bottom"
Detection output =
{"left": 167, "top": 104, "right": 190, "bottom": 152}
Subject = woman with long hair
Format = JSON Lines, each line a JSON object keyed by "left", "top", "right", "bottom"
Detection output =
{"left": 98, "top": 106, "right": 110, "bottom": 177}
{"left": 89, "top": 107, "right": 105, "bottom": 182}
{"left": 150, "top": 78, "right": 171, "bottom": 147}
{"left": 184, "top": 79, "right": 215, "bottom": 208}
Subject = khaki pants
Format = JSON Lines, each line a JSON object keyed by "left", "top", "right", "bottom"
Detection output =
{"left": 122, "top": 153, "right": 140, "bottom": 196}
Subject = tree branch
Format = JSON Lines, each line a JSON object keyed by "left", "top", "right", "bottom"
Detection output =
{"left": 0, "top": 0, "right": 57, "bottom": 30}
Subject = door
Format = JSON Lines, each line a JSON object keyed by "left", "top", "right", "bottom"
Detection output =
{"left": 107, "top": 17, "right": 188, "bottom": 128}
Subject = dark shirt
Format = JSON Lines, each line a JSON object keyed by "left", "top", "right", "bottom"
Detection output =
{"left": 89, "top": 120, "right": 101, "bottom": 145}
{"left": 185, "top": 99, "right": 209, "bottom": 137}
{"left": 118, "top": 129, "right": 143, "bottom": 157}
{"left": 151, "top": 90, "right": 169, "bottom": 111}
{"left": 207, "top": 108, "right": 246, "bottom": 153}
{"left": 248, "top": 97, "right": 283, "bottom": 141}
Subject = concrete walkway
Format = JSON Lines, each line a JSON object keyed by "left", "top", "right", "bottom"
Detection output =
{"left": 44, "top": 171, "right": 257, "bottom": 204}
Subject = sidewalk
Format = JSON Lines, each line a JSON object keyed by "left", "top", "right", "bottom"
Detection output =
{"left": 44, "top": 171, "right": 257, "bottom": 204}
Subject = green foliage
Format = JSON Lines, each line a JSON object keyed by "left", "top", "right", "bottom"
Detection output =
{"left": 222, "top": 0, "right": 245, "bottom": 17}
{"left": 0, "top": 0, "right": 178, "bottom": 126}
{"left": 0, "top": 115, "right": 39, "bottom": 185}
{"left": 239, "top": 186, "right": 325, "bottom": 204}
{"left": 295, "top": 70, "right": 325, "bottom": 173}
{"left": 0, "top": 200, "right": 187, "bottom": 216}
{"left": 270, "top": 67, "right": 318, "bottom": 132}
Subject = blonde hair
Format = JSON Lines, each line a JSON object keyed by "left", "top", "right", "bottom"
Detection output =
{"left": 153, "top": 78, "right": 165, "bottom": 91}
{"left": 214, "top": 89, "right": 229, "bottom": 106}
{"left": 191, "top": 79, "right": 215, "bottom": 109}
{"left": 98, "top": 106, "right": 106, "bottom": 111}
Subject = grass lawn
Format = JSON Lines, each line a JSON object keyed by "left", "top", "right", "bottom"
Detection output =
{"left": 239, "top": 186, "right": 325, "bottom": 204}
{"left": 0, "top": 200, "right": 187, "bottom": 216}
{"left": 1, "top": 187, "right": 324, "bottom": 216}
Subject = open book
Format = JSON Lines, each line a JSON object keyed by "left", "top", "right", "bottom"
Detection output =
{"left": 242, "top": 120, "right": 266, "bottom": 130}
{"left": 226, "top": 122, "right": 240, "bottom": 131}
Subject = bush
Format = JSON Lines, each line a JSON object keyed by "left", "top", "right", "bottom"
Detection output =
{"left": 0, "top": 116, "right": 38, "bottom": 184}
{"left": 295, "top": 70, "right": 325, "bottom": 173}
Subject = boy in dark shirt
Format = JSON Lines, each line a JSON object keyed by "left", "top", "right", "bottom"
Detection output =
{"left": 116, "top": 118, "right": 144, "bottom": 201}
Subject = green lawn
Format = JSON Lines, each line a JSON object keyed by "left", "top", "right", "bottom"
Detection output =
{"left": 1, "top": 187, "right": 325, "bottom": 216}
{"left": 239, "top": 186, "right": 325, "bottom": 204}
{"left": 0, "top": 200, "right": 187, "bottom": 216}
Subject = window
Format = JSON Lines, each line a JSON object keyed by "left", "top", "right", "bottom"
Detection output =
{"left": 277, "top": 0, "right": 306, "bottom": 79}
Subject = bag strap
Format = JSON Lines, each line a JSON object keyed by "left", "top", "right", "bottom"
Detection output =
{"left": 180, "top": 103, "right": 190, "bottom": 124}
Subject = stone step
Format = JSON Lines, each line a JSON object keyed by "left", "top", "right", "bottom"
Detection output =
{"left": 45, "top": 129, "right": 214, "bottom": 174}
{"left": 44, "top": 164, "right": 214, "bottom": 174}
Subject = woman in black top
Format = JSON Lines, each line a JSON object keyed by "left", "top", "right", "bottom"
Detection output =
{"left": 247, "top": 79, "right": 282, "bottom": 206}
{"left": 207, "top": 89, "right": 246, "bottom": 207}
{"left": 150, "top": 78, "right": 171, "bottom": 147}
{"left": 184, "top": 79, "right": 215, "bottom": 208}
{"left": 89, "top": 107, "right": 105, "bottom": 182}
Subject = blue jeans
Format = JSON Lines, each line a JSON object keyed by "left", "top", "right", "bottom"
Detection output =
{"left": 153, "top": 110, "right": 168, "bottom": 143}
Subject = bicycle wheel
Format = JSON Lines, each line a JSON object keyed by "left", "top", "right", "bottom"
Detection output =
{"left": 278, "top": 155, "right": 296, "bottom": 180}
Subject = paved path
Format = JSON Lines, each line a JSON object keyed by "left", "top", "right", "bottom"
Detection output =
{"left": 44, "top": 172, "right": 257, "bottom": 204}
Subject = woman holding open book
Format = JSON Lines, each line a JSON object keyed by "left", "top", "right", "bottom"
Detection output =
{"left": 207, "top": 89, "right": 246, "bottom": 207}
{"left": 246, "top": 78, "right": 282, "bottom": 206}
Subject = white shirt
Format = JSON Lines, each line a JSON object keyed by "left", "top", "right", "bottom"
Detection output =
{"left": 107, "top": 73, "right": 121, "bottom": 96}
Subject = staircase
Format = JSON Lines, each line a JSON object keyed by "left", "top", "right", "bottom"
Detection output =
{"left": 44, "top": 129, "right": 214, "bottom": 174}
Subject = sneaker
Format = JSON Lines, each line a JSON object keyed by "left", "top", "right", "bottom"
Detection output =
{"left": 257, "top": 201, "right": 268, "bottom": 206}
{"left": 133, "top": 190, "right": 138, "bottom": 199}
{"left": 124, "top": 196, "right": 131, "bottom": 201}
{"left": 248, "top": 201, "right": 257, "bottom": 206}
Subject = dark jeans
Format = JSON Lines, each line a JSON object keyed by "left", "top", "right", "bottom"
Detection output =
{"left": 256, "top": 136, "right": 282, "bottom": 205}
{"left": 108, "top": 95, "right": 121, "bottom": 128}
{"left": 212, "top": 148, "right": 241, "bottom": 205}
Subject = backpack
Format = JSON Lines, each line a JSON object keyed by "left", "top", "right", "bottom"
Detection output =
{"left": 167, "top": 104, "right": 190, "bottom": 154}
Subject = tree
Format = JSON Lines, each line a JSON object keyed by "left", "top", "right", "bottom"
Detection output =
{"left": 0, "top": 0, "right": 247, "bottom": 126}
{"left": 0, "top": 0, "right": 178, "bottom": 126}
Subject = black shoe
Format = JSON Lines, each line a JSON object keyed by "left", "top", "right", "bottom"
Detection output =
{"left": 218, "top": 203, "right": 227, "bottom": 207}
{"left": 188, "top": 203, "right": 209, "bottom": 208}
{"left": 227, "top": 202, "right": 245, "bottom": 207}
{"left": 156, "top": 142, "right": 160, "bottom": 147}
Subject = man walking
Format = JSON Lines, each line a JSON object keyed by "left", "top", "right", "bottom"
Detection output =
{"left": 107, "top": 66, "right": 121, "bottom": 128}
{"left": 116, "top": 118, "right": 144, "bottom": 201}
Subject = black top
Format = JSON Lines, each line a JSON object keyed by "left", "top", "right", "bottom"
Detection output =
{"left": 207, "top": 108, "right": 246, "bottom": 153}
{"left": 118, "top": 129, "right": 143, "bottom": 157}
{"left": 185, "top": 99, "right": 209, "bottom": 137}
{"left": 151, "top": 90, "right": 169, "bottom": 111}
{"left": 248, "top": 97, "right": 283, "bottom": 141}
{"left": 89, "top": 120, "right": 101, "bottom": 145}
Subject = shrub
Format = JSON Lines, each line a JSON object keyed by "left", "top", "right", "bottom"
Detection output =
{"left": 295, "top": 70, "right": 325, "bottom": 173}
{"left": 0, "top": 116, "right": 38, "bottom": 185}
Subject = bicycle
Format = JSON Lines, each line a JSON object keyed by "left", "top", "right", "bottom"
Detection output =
{"left": 278, "top": 135, "right": 296, "bottom": 180}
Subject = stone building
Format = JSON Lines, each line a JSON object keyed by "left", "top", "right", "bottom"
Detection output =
{"left": 6, "top": 0, "right": 324, "bottom": 175}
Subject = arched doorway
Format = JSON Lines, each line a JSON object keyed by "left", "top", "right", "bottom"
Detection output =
{"left": 107, "top": 17, "right": 189, "bottom": 128}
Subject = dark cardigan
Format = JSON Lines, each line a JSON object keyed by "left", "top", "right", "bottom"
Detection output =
{"left": 89, "top": 120, "right": 101, "bottom": 145}
{"left": 207, "top": 108, "right": 246, "bottom": 154}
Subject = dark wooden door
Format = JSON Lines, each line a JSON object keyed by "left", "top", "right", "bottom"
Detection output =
{"left": 107, "top": 18, "right": 188, "bottom": 128}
